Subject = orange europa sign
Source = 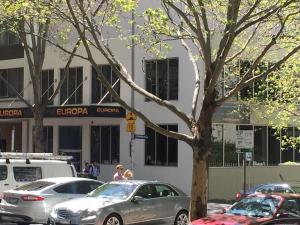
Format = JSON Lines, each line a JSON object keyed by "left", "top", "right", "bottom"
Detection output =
{"left": 0, "top": 109, "right": 22, "bottom": 117}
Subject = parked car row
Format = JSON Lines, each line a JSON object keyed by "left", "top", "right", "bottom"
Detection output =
{"left": 0, "top": 178, "right": 190, "bottom": 225}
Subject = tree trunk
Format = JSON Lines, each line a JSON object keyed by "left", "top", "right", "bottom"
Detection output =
{"left": 33, "top": 107, "right": 45, "bottom": 153}
{"left": 189, "top": 97, "right": 215, "bottom": 221}
{"left": 189, "top": 150, "right": 208, "bottom": 221}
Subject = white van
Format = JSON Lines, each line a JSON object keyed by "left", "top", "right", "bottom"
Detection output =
{"left": 0, "top": 153, "right": 77, "bottom": 198}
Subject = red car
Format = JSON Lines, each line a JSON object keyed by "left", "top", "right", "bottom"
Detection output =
{"left": 192, "top": 193, "right": 300, "bottom": 225}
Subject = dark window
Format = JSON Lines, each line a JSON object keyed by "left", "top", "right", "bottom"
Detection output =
{"left": 145, "top": 58, "right": 178, "bottom": 100}
{"left": 54, "top": 182, "right": 77, "bottom": 194}
{"left": 91, "top": 126, "right": 120, "bottom": 164}
{"left": 60, "top": 67, "right": 83, "bottom": 105}
{"left": 0, "top": 165, "right": 7, "bottom": 181}
{"left": 43, "top": 126, "right": 53, "bottom": 153}
{"left": 13, "top": 167, "right": 42, "bottom": 182}
{"left": 59, "top": 126, "right": 82, "bottom": 150}
{"left": 254, "top": 126, "right": 267, "bottom": 166}
{"left": 268, "top": 128, "right": 280, "bottom": 166}
{"left": 41, "top": 70, "right": 54, "bottom": 105}
{"left": 0, "top": 30, "right": 20, "bottom": 47}
{"left": 91, "top": 65, "right": 120, "bottom": 103}
{"left": 76, "top": 181, "right": 103, "bottom": 194}
{"left": 154, "top": 184, "right": 178, "bottom": 197}
{"left": 0, "top": 68, "right": 23, "bottom": 98}
{"left": 145, "top": 124, "right": 178, "bottom": 166}
{"left": 135, "top": 184, "right": 159, "bottom": 199}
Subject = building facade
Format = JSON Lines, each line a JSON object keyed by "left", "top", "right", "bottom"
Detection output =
{"left": 0, "top": 24, "right": 299, "bottom": 200}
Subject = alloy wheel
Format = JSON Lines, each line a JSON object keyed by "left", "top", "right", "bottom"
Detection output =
{"left": 176, "top": 211, "right": 189, "bottom": 225}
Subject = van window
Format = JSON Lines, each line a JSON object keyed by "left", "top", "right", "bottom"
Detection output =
{"left": 0, "top": 165, "right": 7, "bottom": 180}
{"left": 15, "top": 181, "right": 55, "bottom": 191}
{"left": 13, "top": 167, "right": 42, "bottom": 182}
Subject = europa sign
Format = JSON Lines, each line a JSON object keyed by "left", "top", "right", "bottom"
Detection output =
{"left": 0, "top": 106, "right": 125, "bottom": 119}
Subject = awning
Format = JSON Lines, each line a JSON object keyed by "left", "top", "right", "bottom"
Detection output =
{"left": 0, "top": 105, "right": 126, "bottom": 119}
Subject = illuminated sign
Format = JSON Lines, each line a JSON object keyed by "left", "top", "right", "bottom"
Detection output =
{"left": 0, "top": 105, "right": 125, "bottom": 119}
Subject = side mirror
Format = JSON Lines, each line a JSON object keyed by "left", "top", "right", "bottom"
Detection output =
{"left": 222, "top": 208, "right": 227, "bottom": 213}
{"left": 132, "top": 196, "right": 144, "bottom": 203}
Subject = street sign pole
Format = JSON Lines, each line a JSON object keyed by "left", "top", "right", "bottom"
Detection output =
{"left": 243, "top": 151, "right": 246, "bottom": 198}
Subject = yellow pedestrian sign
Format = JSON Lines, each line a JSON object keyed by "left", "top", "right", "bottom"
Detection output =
{"left": 127, "top": 122, "right": 135, "bottom": 133}
{"left": 126, "top": 112, "right": 137, "bottom": 121}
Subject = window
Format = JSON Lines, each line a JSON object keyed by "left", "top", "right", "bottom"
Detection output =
{"left": 0, "top": 165, "right": 7, "bottom": 181}
{"left": 155, "top": 184, "right": 178, "bottom": 197}
{"left": 60, "top": 67, "right": 83, "bottom": 105}
{"left": 54, "top": 182, "right": 77, "bottom": 194}
{"left": 145, "top": 124, "right": 178, "bottom": 166}
{"left": 59, "top": 126, "right": 82, "bottom": 150}
{"left": 15, "top": 181, "right": 55, "bottom": 191}
{"left": 91, "top": 65, "right": 120, "bottom": 103}
{"left": 0, "top": 30, "right": 20, "bottom": 47}
{"left": 13, "top": 167, "right": 42, "bottom": 182}
{"left": 54, "top": 181, "right": 103, "bottom": 194}
{"left": 135, "top": 184, "right": 159, "bottom": 199}
{"left": 43, "top": 126, "right": 53, "bottom": 153}
{"left": 41, "top": 70, "right": 54, "bottom": 105}
{"left": 268, "top": 128, "right": 280, "bottom": 166}
{"left": 0, "top": 68, "right": 24, "bottom": 98}
{"left": 254, "top": 126, "right": 267, "bottom": 166}
{"left": 210, "top": 124, "right": 224, "bottom": 167}
{"left": 145, "top": 58, "right": 178, "bottom": 100}
{"left": 91, "top": 126, "right": 120, "bottom": 164}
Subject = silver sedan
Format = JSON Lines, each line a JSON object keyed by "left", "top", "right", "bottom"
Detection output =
{"left": 49, "top": 180, "right": 190, "bottom": 225}
{"left": 0, "top": 177, "right": 103, "bottom": 225}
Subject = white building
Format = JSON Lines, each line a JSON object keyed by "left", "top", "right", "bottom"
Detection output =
{"left": 0, "top": 11, "right": 299, "bottom": 200}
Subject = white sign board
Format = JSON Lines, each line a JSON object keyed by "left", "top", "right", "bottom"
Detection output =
{"left": 236, "top": 130, "right": 254, "bottom": 149}
{"left": 245, "top": 152, "right": 252, "bottom": 161}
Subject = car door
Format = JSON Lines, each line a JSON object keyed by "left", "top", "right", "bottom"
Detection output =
{"left": 127, "top": 184, "right": 161, "bottom": 224}
{"left": 153, "top": 184, "right": 179, "bottom": 222}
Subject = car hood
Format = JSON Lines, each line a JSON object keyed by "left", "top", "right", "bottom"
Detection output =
{"left": 192, "top": 213, "right": 270, "bottom": 225}
{"left": 54, "top": 196, "right": 124, "bottom": 212}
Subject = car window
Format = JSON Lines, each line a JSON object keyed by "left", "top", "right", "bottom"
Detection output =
{"left": 0, "top": 165, "right": 7, "bottom": 181}
{"left": 257, "top": 185, "right": 275, "bottom": 194}
{"left": 279, "top": 198, "right": 300, "bottom": 217}
{"left": 75, "top": 181, "right": 103, "bottom": 194}
{"left": 15, "top": 181, "right": 55, "bottom": 191}
{"left": 290, "top": 186, "right": 300, "bottom": 193}
{"left": 135, "top": 184, "right": 159, "bottom": 199}
{"left": 88, "top": 183, "right": 137, "bottom": 199}
{"left": 155, "top": 184, "right": 178, "bottom": 197}
{"left": 13, "top": 167, "right": 42, "bottom": 182}
{"left": 227, "top": 196, "right": 280, "bottom": 218}
{"left": 54, "top": 182, "right": 77, "bottom": 194}
{"left": 275, "top": 186, "right": 293, "bottom": 193}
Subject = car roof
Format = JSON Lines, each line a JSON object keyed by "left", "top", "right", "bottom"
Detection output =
{"left": 108, "top": 180, "right": 160, "bottom": 185}
{"left": 0, "top": 159, "right": 69, "bottom": 164}
{"left": 37, "top": 177, "right": 102, "bottom": 183}
{"left": 249, "top": 193, "right": 300, "bottom": 198}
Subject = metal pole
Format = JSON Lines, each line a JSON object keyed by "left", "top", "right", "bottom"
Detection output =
{"left": 130, "top": 10, "right": 135, "bottom": 171}
{"left": 243, "top": 152, "right": 246, "bottom": 197}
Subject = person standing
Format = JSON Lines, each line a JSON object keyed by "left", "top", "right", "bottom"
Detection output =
{"left": 89, "top": 162, "right": 100, "bottom": 180}
{"left": 113, "top": 164, "right": 125, "bottom": 181}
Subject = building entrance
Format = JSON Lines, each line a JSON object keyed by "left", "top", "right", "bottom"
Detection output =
{"left": 59, "top": 126, "right": 82, "bottom": 172}
{"left": 0, "top": 122, "right": 22, "bottom": 152}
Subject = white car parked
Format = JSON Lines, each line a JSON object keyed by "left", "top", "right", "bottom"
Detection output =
{"left": 0, "top": 177, "right": 103, "bottom": 225}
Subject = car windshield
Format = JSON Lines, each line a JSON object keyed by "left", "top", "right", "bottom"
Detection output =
{"left": 227, "top": 196, "right": 280, "bottom": 218}
{"left": 15, "top": 181, "right": 55, "bottom": 191}
{"left": 87, "top": 183, "right": 138, "bottom": 200}
{"left": 291, "top": 186, "right": 300, "bottom": 193}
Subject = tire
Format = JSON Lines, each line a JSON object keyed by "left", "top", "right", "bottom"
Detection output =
{"left": 174, "top": 210, "right": 189, "bottom": 225}
{"left": 17, "top": 223, "right": 28, "bottom": 225}
{"left": 103, "top": 213, "right": 123, "bottom": 225}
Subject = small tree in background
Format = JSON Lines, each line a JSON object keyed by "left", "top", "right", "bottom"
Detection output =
{"left": 0, "top": 0, "right": 79, "bottom": 152}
